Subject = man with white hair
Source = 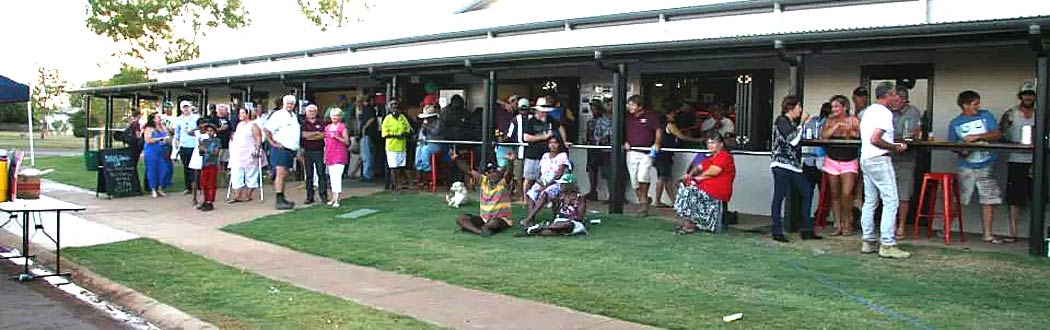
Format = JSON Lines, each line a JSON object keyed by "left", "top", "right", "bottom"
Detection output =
{"left": 263, "top": 95, "right": 302, "bottom": 210}
{"left": 174, "top": 100, "right": 201, "bottom": 194}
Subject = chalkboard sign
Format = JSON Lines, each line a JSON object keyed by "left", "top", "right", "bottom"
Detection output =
{"left": 97, "top": 148, "right": 142, "bottom": 198}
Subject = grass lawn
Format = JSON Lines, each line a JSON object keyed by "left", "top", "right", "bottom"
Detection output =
{"left": 0, "top": 131, "right": 84, "bottom": 150}
{"left": 35, "top": 155, "right": 186, "bottom": 192}
{"left": 65, "top": 238, "right": 439, "bottom": 329}
{"left": 224, "top": 192, "right": 1050, "bottom": 329}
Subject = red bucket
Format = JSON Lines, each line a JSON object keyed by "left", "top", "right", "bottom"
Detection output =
{"left": 15, "top": 175, "right": 40, "bottom": 200}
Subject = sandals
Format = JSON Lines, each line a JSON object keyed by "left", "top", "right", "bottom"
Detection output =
{"left": 828, "top": 228, "right": 843, "bottom": 237}
{"left": 1002, "top": 236, "right": 1017, "bottom": 243}
{"left": 983, "top": 236, "right": 1004, "bottom": 245}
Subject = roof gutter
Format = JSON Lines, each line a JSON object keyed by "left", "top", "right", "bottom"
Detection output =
{"left": 72, "top": 16, "right": 1050, "bottom": 94}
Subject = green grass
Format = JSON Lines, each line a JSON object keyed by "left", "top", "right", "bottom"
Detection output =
{"left": 35, "top": 155, "right": 186, "bottom": 192}
{"left": 224, "top": 192, "right": 1050, "bottom": 329}
{"left": 0, "top": 131, "right": 85, "bottom": 150}
{"left": 65, "top": 238, "right": 440, "bottom": 330}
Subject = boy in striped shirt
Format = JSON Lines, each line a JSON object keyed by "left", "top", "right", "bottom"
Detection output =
{"left": 454, "top": 154, "right": 516, "bottom": 237}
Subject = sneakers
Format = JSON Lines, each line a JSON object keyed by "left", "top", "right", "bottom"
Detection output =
{"left": 199, "top": 203, "right": 214, "bottom": 212}
{"left": 276, "top": 199, "right": 295, "bottom": 210}
{"left": 878, "top": 245, "right": 911, "bottom": 259}
{"left": 861, "top": 241, "right": 878, "bottom": 254}
{"left": 772, "top": 234, "right": 789, "bottom": 243}
{"left": 800, "top": 232, "right": 823, "bottom": 240}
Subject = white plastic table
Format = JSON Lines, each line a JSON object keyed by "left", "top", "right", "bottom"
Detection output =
{"left": 0, "top": 198, "right": 86, "bottom": 281}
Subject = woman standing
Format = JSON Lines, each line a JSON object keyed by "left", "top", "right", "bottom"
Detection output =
{"left": 143, "top": 113, "right": 173, "bottom": 197}
{"left": 325, "top": 108, "right": 351, "bottom": 207}
{"left": 769, "top": 96, "right": 822, "bottom": 242}
{"left": 821, "top": 95, "right": 860, "bottom": 236}
{"left": 673, "top": 133, "right": 735, "bottom": 234}
{"left": 654, "top": 109, "right": 703, "bottom": 208}
{"left": 228, "top": 107, "right": 262, "bottom": 203}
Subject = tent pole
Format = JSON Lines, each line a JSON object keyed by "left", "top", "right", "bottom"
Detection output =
{"left": 26, "top": 88, "right": 35, "bottom": 166}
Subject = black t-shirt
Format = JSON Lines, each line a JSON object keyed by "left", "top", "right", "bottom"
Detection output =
{"left": 215, "top": 115, "right": 233, "bottom": 148}
{"left": 523, "top": 117, "right": 560, "bottom": 159}
{"left": 357, "top": 106, "right": 379, "bottom": 139}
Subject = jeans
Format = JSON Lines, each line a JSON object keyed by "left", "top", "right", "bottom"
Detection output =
{"left": 860, "top": 155, "right": 899, "bottom": 246}
{"left": 771, "top": 167, "right": 814, "bottom": 235}
{"left": 360, "top": 135, "right": 374, "bottom": 180}
{"left": 303, "top": 150, "right": 327, "bottom": 200}
{"left": 415, "top": 142, "right": 441, "bottom": 172}
{"left": 179, "top": 147, "right": 195, "bottom": 191}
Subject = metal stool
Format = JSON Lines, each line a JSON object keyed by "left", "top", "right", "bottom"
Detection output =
{"left": 913, "top": 173, "right": 965, "bottom": 244}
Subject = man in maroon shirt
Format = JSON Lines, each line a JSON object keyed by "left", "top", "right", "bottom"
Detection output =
{"left": 623, "top": 95, "right": 664, "bottom": 216}
{"left": 300, "top": 105, "right": 328, "bottom": 205}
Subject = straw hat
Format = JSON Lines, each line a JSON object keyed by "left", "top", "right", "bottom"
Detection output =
{"left": 418, "top": 105, "right": 440, "bottom": 118}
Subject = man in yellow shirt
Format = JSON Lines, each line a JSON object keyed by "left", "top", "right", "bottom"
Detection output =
{"left": 381, "top": 99, "right": 413, "bottom": 193}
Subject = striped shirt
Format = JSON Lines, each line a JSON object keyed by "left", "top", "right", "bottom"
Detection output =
{"left": 479, "top": 176, "right": 512, "bottom": 225}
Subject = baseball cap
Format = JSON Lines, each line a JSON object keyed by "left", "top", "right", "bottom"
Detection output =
{"left": 517, "top": 98, "right": 531, "bottom": 109}
{"left": 163, "top": 101, "right": 175, "bottom": 108}
{"left": 483, "top": 162, "right": 500, "bottom": 173}
{"left": 179, "top": 100, "right": 192, "bottom": 108}
{"left": 555, "top": 173, "right": 577, "bottom": 184}
{"left": 1020, "top": 82, "right": 1036, "bottom": 95}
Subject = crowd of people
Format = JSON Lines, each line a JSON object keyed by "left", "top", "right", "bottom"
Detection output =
{"left": 771, "top": 81, "right": 1039, "bottom": 259}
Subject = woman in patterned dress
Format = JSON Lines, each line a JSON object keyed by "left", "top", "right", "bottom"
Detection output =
{"left": 673, "top": 133, "right": 735, "bottom": 234}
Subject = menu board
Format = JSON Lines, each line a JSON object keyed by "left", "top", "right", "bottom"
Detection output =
{"left": 97, "top": 148, "right": 142, "bottom": 198}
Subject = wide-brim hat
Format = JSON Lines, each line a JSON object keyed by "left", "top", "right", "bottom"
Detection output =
{"left": 532, "top": 97, "right": 555, "bottom": 112}
{"left": 418, "top": 105, "right": 439, "bottom": 118}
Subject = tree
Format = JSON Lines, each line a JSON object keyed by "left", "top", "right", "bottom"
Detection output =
{"left": 85, "top": 0, "right": 250, "bottom": 67}
{"left": 297, "top": 0, "right": 370, "bottom": 31}
{"left": 69, "top": 65, "right": 152, "bottom": 138}
{"left": 32, "top": 67, "right": 69, "bottom": 139}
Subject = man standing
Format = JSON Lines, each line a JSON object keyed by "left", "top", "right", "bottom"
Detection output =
{"left": 263, "top": 95, "right": 302, "bottom": 210}
{"left": 522, "top": 97, "right": 567, "bottom": 202}
{"left": 300, "top": 104, "right": 328, "bottom": 205}
{"left": 357, "top": 96, "right": 378, "bottom": 182}
{"left": 503, "top": 98, "right": 532, "bottom": 197}
{"left": 381, "top": 99, "right": 412, "bottom": 193}
{"left": 999, "top": 83, "right": 1037, "bottom": 242}
{"left": 214, "top": 104, "right": 235, "bottom": 171}
{"left": 890, "top": 86, "right": 923, "bottom": 239}
{"left": 949, "top": 90, "right": 1004, "bottom": 244}
{"left": 858, "top": 82, "right": 910, "bottom": 259}
{"left": 623, "top": 95, "right": 663, "bottom": 217}
{"left": 174, "top": 100, "right": 201, "bottom": 194}
{"left": 700, "top": 105, "right": 735, "bottom": 136}
{"left": 585, "top": 98, "right": 612, "bottom": 201}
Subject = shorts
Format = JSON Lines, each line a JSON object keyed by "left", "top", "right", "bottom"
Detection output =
{"left": 626, "top": 151, "right": 654, "bottom": 189}
{"left": 526, "top": 183, "right": 561, "bottom": 202}
{"left": 654, "top": 152, "right": 674, "bottom": 178}
{"left": 893, "top": 160, "right": 916, "bottom": 201}
{"left": 1005, "top": 162, "right": 1032, "bottom": 206}
{"left": 822, "top": 158, "right": 859, "bottom": 175}
{"left": 510, "top": 159, "right": 524, "bottom": 179}
{"left": 496, "top": 146, "right": 514, "bottom": 167}
{"left": 386, "top": 151, "right": 407, "bottom": 169}
{"left": 270, "top": 147, "right": 295, "bottom": 168}
{"left": 463, "top": 213, "right": 513, "bottom": 228}
{"left": 957, "top": 166, "right": 1002, "bottom": 206}
{"left": 587, "top": 150, "right": 609, "bottom": 170}
{"left": 552, "top": 218, "right": 588, "bottom": 236}
{"left": 220, "top": 148, "right": 230, "bottom": 162}
{"left": 230, "top": 166, "right": 260, "bottom": 189}
{"left": 523, "top": 158, "right": 542, "bottom": 181}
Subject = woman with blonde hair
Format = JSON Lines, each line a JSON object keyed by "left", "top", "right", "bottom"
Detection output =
{"left": 324, "top": 107, "right": 351, "bottom": 207}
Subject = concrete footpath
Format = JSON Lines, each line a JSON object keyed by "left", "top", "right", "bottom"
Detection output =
{"left": 27, "top": 180, "right": 656, "bottom": 330}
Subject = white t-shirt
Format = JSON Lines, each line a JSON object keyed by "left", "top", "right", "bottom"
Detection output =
{"left": 859, "top": 103, "right": 894, "bottom": 160}
{"left": 263, "top": 110, "right": 301, "bottom": 151}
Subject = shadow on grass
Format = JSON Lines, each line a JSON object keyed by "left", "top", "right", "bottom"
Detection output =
{"left": 221, "top": 191, "right": 1050, "bottom": 329}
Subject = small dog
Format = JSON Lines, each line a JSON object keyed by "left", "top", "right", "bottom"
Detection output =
{"left": 446, "top": 181, "right": 468, "bottom": 208}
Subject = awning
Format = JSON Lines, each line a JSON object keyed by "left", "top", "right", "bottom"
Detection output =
{"left": 0, "top": 75, "right": 29, "bottom": 104}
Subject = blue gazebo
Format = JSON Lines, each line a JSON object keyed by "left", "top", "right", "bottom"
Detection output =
{"left": 0, "top": 75, "right": 35, "bottom": 165}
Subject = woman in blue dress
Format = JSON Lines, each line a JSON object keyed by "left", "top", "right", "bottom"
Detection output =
{"left": 143, "top": 113, "right": 173, "bottom": 197}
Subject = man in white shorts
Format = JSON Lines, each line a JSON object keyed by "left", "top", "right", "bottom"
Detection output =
{"left": 380, "top": 99, "right": 412, "bottom": 193}
{"left": 623, "top": 95, "right": 663, "bottom": 217}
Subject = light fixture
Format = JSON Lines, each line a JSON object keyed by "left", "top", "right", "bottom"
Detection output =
{"left": 654, "top": 82, "right": 665, "bottom": 88}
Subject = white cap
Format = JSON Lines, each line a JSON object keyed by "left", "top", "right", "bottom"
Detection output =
{"left": 179, "top": 100, "right": 193, "bottom": 108}
{"left": 282, "top": 94, "right": 297, "bottom": 104}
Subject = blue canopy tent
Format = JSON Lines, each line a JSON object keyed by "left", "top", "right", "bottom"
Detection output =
{"left": 0, "top": 75, "right": 35, "bottom": 165}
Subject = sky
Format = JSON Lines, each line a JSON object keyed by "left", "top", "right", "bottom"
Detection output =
{"left": 0, "top": 0, "right": 469, "bottom": 87}
{"left": 0, "top": 0, "right": 727, "bottom": 88}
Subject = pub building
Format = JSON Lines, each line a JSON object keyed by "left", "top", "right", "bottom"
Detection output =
{"left": 73, "top": 0, "right": 1050, "bottom": 255}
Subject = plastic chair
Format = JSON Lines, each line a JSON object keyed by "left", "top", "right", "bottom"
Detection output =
{"left": 913, "top": 173, "right": 964, "bottom": 244}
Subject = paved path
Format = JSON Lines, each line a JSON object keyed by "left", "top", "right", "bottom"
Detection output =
{"left": 35, "top": 180, "right": 657, "bottom": 330}
{"left": 0, "top": 262, "right": 131, "bottom": 330}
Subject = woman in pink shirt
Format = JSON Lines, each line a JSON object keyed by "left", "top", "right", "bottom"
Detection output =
{"left": 324, "top": 108, "right": 351, "bottom": 207}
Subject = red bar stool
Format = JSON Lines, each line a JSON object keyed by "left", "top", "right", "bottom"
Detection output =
{"left": 912, "top": 173, "right": 965, "bottom": 244}
{"left": 429, "top": 149, "right": 476, "bottom": 192}
{"left": 813, "top": 174, "right": 831, "bottom": 230}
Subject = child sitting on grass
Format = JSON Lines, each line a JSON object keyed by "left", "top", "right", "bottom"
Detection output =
{"left": 519, "top": 173, "right": 588, "bottom": 237}
{"left": 451, "top": 152, "right": 516, "bottom": 237}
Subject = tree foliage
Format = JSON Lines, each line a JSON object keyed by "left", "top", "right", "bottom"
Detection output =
{"left": 31, "top": 67, "right": 69, "bottom": 137}
{"left": 69, "top": 65, "right": 153, "bottom": 138}
{"left": 85, "top": 0, "right": 250, "bottom": 65}
{"left": 297, "top": 0, "right": 369, "bottom": 31}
